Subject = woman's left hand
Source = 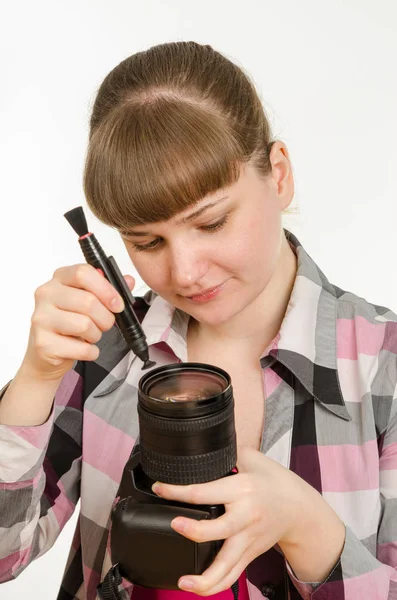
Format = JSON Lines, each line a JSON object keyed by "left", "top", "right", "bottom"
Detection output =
{"left": 151, "top": 445, "right": 337, "bottom": 595}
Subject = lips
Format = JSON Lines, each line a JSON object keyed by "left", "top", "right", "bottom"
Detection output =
{"left": 185, "top": 284, "right": 223, "bottom": 298}
{"left": 182, "top": 281, "right": 228, "bottom": 303}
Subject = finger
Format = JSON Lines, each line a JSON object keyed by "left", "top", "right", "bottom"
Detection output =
{"left": 196, "top": 557, "right": 248, "bottom": 597}
{"left": 97, "top": 268, "right": 135, "bottom": 294}
{"left": 51, "top": 282, "right": 116, "bottom": 332}
{"left": 35, "top": 331, "right": 100, "bottom": 363}
{"left": 123, "top": 274, "right": 135, "bottom": 290}
{"left": 54, "top": 264, "right": 125, "bottom": 312}
{"left": 153, "top": 474, "right": 242, "bottom": 506}
{"left": 178, "top": 533, "right": 249, "bottom": 595}
{"left": 171, "top": 506, "right": 249, "bottom": 543}
{"left": 54, "top": 308, "right": 104, "bottom": 343}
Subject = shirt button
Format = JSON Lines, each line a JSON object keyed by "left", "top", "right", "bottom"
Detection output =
{"left": 260, "top": 583, "right": 276, "bottom": 598}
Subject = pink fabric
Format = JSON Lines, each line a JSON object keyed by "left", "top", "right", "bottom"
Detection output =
{"left": 83, "top": 409, "right": 136, "bottom": 482}
{"left": 336, "top": 316, "right": 385, "bottom": 360}
{"left": 317, "top": 439, "right": 380, "bottom": 492}
{"left": 131, "top": 570, "right": 249, "bottom": 600}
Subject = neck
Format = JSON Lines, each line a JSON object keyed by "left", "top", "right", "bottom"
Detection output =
{"left": 187, "top": 234, "right": 298, "bottom": 358}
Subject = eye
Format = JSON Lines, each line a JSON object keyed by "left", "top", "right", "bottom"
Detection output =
{"left": 200, "top": 215, "right": 229, "bottom": 232}
{"left": 130, "top": 215, "right": 229, "bottom": 253}
{"left": 131, "top": 238, "right": 161, "bottom": 252}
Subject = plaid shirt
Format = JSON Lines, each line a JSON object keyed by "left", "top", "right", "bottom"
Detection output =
{"left": 1, "top": 229, "right": 397, "bottom": 599}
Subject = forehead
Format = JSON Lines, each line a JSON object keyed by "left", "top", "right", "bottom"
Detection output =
{"left": 119, "top": 162, "right": 266, "bottom": 238}
{"left": 120, "top": 194, "right": 230, "bottom": 237}
{"left": 125, "top": 163, "right": 259, "bottom": 232}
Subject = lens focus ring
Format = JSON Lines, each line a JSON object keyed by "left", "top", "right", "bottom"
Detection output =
{"left": 141, "top": 443, "right": 236, "bottom": 484}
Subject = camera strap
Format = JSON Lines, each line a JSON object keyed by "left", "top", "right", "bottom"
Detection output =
{"left": 97, "top": 563, "right": 123, "bottom": 599}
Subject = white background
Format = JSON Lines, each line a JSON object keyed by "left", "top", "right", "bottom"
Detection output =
{"left": 1, "top": 1, "right": 396, "bottom": 598}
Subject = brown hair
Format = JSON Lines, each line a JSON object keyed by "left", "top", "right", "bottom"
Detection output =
{"left": 83, "top": 41, "right": 290, "bottom": 230}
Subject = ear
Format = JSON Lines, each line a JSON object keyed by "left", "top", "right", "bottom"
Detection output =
{"left": 269, "top": 142, "right": 295, "bottom": 210}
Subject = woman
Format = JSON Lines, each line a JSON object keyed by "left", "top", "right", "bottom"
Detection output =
{"left": 0, "top": 41, "right": 396, "bottom": 600}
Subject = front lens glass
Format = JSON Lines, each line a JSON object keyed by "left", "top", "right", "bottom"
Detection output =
{"left": 148, "top": 371, "right": 226, "bottom": 403}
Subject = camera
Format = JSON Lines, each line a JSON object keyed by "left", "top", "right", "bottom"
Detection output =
{"left": 98, "top": 362, "right": 237, "bottom": 597}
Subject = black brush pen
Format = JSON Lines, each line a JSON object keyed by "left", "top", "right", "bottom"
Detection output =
{"left": 64, "top": 206, "right": 156, "bottom": 370}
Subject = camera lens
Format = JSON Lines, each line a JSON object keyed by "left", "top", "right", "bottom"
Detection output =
{"left": 147, "top": 370, "right": 227, "bottom": 402}
{"left": 138, "top": 363, "right": 236, "bottom": 484}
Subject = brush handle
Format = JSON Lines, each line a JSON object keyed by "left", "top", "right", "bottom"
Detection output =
{"left": 78, "top": 234, "right": 151, "bottom": 363}
{"left": 106, "top": 256, "right": 136, "bottom": 305}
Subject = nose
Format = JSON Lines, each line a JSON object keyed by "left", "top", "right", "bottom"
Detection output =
{"left": 169, "top": 242, "right": 207, "bottom": 291}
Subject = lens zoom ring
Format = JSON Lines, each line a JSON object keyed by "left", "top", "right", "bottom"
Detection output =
{"left": 138, "top": 405, "right": 232, "bottom": 432}
{"left": 141, "top": 444, "right": 236, "bottom": 484}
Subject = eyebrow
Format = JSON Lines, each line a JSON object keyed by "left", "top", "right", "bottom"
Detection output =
{"left": 120, "top": 196, "right": 229, "bottom": 237}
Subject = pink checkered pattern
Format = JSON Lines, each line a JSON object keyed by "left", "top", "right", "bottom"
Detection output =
{"left": 1, "top": 230, "right": 397, "bottom": 599}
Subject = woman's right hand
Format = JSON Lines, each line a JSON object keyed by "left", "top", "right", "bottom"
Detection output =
{"left": 21, "top": 263, "right": 135, "bottom": 382}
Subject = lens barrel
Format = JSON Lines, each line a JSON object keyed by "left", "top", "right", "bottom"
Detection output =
{"left": 137, "top": 363, "right": 236, "bottom": 484}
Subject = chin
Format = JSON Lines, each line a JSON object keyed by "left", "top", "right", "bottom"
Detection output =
{"left": 189, "top": 303, "right": 241, "bottom": 326}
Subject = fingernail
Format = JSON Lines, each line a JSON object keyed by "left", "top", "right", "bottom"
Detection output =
{"left": 171, "top": 518, "right": 186, "bottom": 531}
{"left": 111, "top": 297, "right": 124, "bottom": 312}
{"left": 152, "top": 482, "right": 161, "bottom": 495}
{"left": 179, "top": 579, "right": 195, "bottom": 590}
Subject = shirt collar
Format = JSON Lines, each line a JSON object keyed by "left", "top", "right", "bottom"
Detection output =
{"left": 140, "top": 228, "right": 351, "bottom": 422}
{"left": 267, "top": 229, "right": 351, "bottom": 421}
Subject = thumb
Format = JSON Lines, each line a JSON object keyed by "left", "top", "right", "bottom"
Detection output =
{"left": 124, "top": 274, "right": 136, "bottom": 290}
{"left": 236, "top": 445, "right": 260, "bottom": 472}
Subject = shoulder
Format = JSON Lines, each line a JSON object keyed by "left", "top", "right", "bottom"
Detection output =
{"left": 332, "top": 283, "right": 397, "bottom": 353}
{"left": 332, "top": 284, "right": 397, "bottom": 434}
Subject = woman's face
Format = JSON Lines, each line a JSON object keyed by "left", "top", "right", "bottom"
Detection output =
{"left": 120, "top": 143, "right": 294, "bottom": 327}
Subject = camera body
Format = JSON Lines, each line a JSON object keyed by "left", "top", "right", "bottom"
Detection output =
{"left": 99, "top": 362, "right": 237, "bottom": 595}
{"left": 111, "top": 448, "right": 229, "bottom": 589}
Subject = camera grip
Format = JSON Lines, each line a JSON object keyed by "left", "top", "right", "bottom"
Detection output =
{"left": 111, "top": 500, "right": 223, "bottom": 589}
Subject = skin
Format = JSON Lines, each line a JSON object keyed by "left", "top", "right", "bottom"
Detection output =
{"left": 121, "top": 145, "right": 297, "bottom": 359}
{"left": 120, "top": 142, "right": 345, "bottom": 594}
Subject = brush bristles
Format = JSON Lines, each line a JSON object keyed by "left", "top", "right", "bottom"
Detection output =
{"left": 64, "top": 206, "right": 89, "bottom": 237}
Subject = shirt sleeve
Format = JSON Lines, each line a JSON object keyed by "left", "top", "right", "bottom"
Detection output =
{"left": 0, "top": 362, "right": 84, "bottom": 583}
{"left": 285, "top": 397, "right": 397, "bottom": 599}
